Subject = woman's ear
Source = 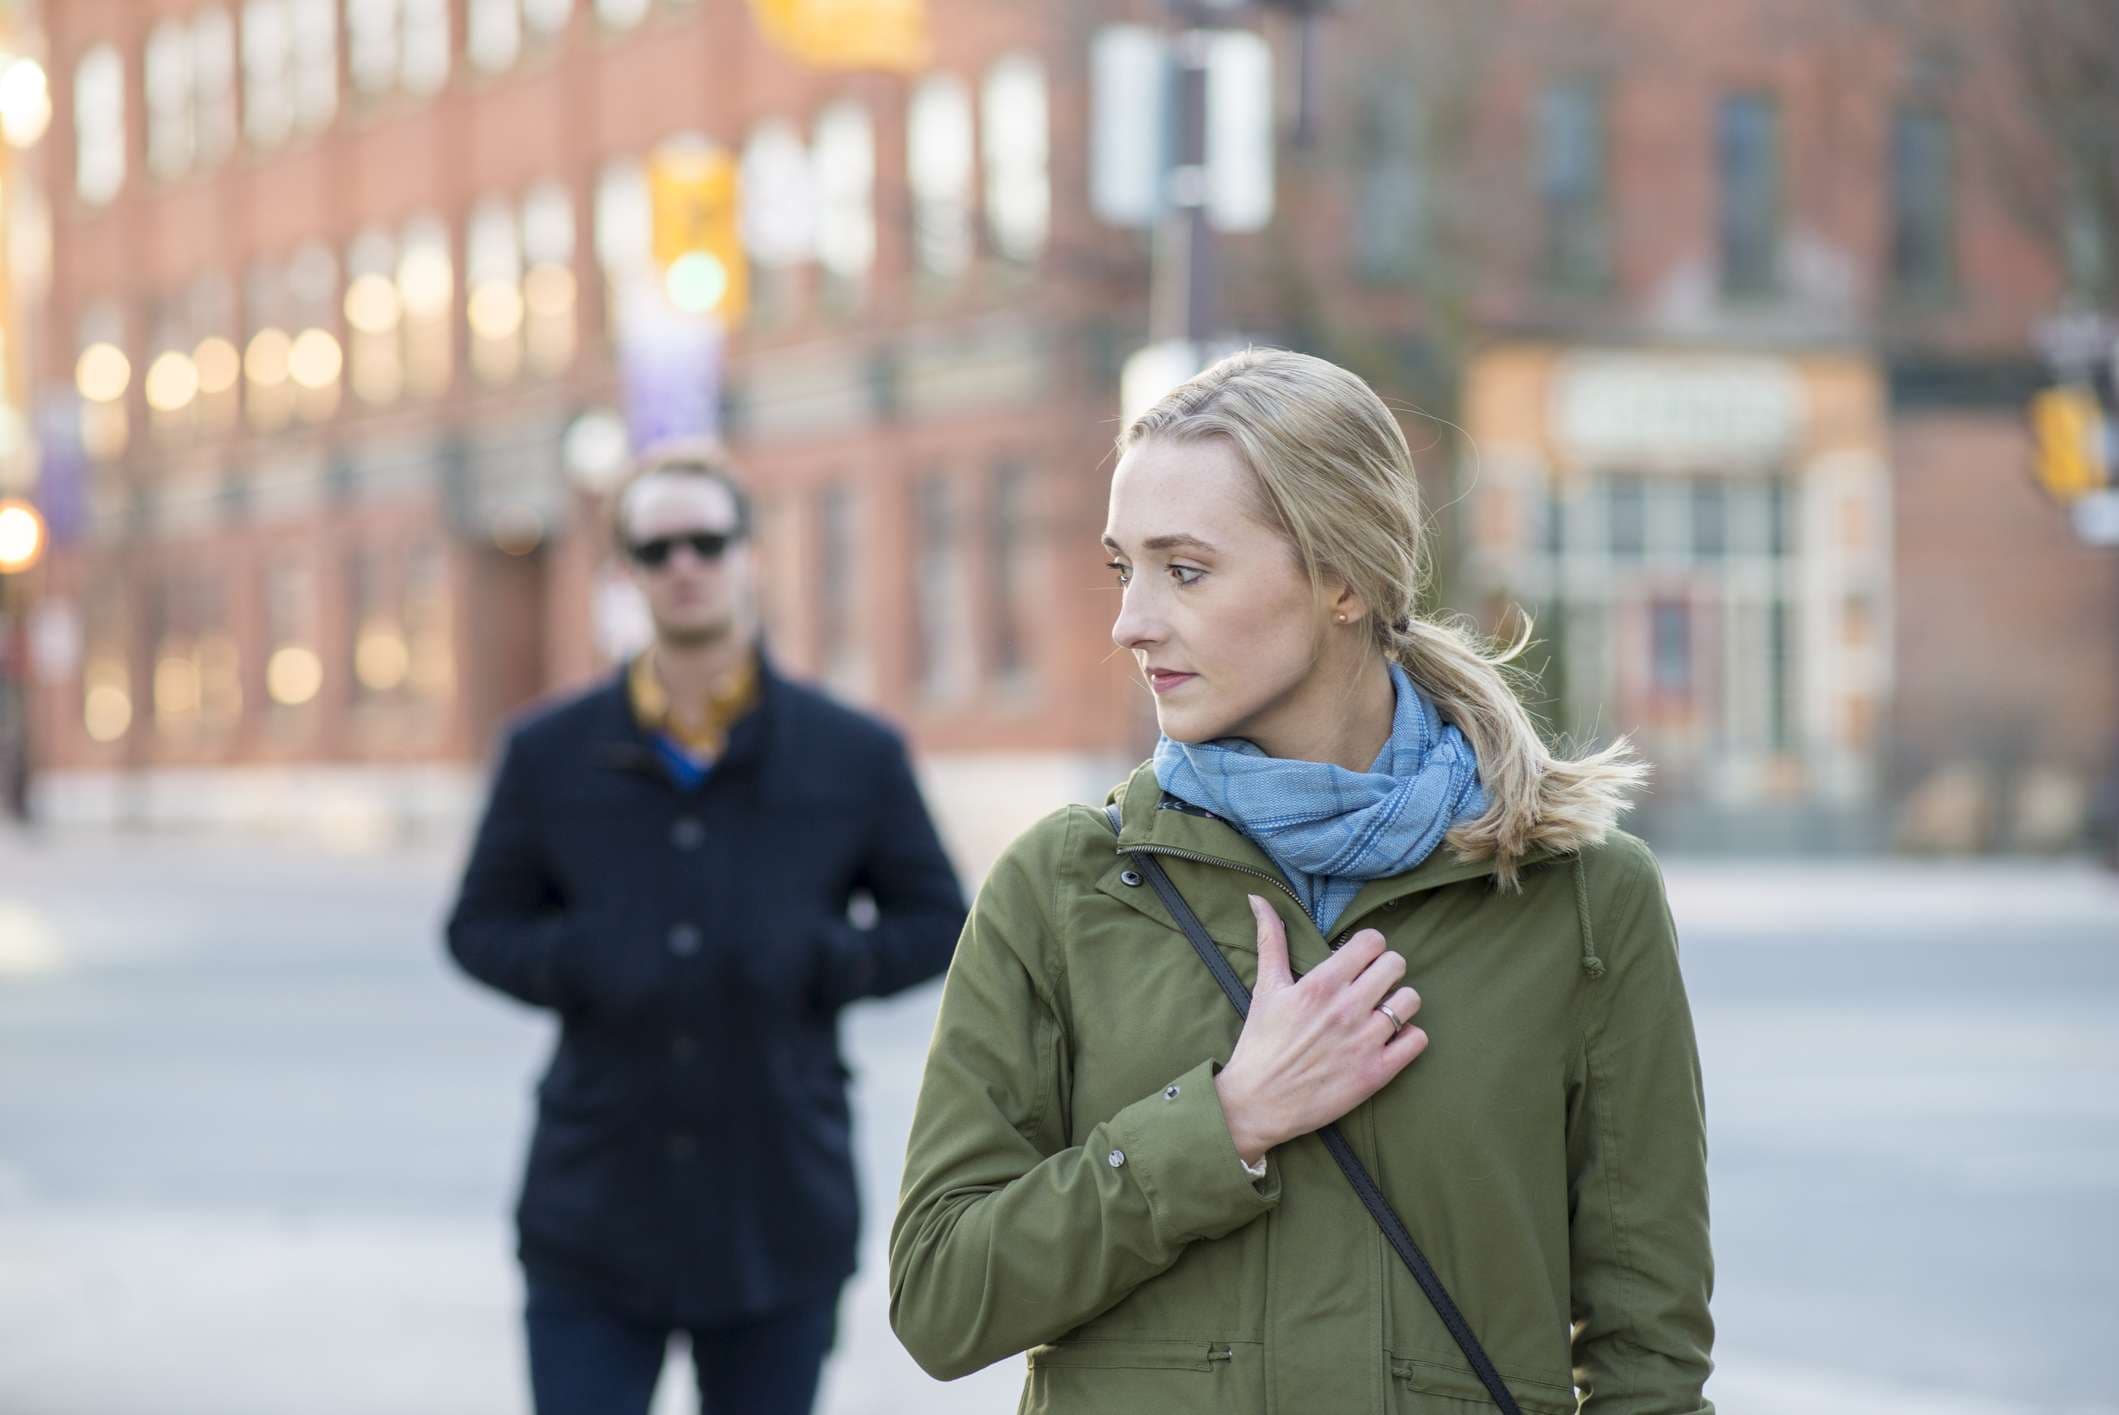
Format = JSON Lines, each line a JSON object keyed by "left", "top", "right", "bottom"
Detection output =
{"left": 1326, "top": 581, "right": 1371, "bottom": 628}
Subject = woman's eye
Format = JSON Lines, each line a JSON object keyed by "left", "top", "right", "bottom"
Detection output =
{"left": 1106, "top": 560, "right": 1132, "bottom": 586}
{"left": 1169, "top": 565, "right": 1204, "bottom": 587}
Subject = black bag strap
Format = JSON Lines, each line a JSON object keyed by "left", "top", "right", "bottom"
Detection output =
{"left": 1102, "top": 804, "right": 1522, "bottom": 1415}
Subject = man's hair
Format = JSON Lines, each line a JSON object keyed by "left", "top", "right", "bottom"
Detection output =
{"left": 607, "top": 439, "right": 754, "bottom": 553}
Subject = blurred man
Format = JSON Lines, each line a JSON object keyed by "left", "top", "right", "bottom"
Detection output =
{"left": 446, "top": 443, "right": 966, "bottom": 1415}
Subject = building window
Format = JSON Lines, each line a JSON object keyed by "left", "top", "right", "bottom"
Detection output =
{"left": 1606, "top": 474, "right": 1645, "bottom": 558}
{"left": 399, "top": 214, "right": 456, "bottom": 397}
{"left": 595, "top": 157, "right": 651, "bottom": 313}
{"left": 195, "top": 9, "right": 239, "bottom": 164}
{"left": 523, "top": 182, "right": 577, "bottom": 374}
{"left": 468, "top": 197, "right": 525, "bottom": 383}
{"left": 468, "top": 0, "right": 522, "bottom": 72}
{"left": 815, "top": 100, "right": 875, "bottom": 310}
{"left": 524, "top": 0, "right": 573, "bottom": 40}
{"left": 912, "top": 474, "right": 969, "bottom": 699}
{"left": 2062, "top": 138, "right": 2112, "bottom": 304}
{"left": 147, "top": 21, "right": 197, "bottom": 178}
{"left": 909, "top": 75, "right": 974, "bottom": 282}
{"left": 742, "top": 120, "right": 814, "bottom": 324}
{"left": 1690, "top": 480, "right": 1727, "bottom": 559}
{"left": 291, "top": 0, "right": 338, "bottom": 130}
{"left": 81, "top": 588, "right": 135, "bottom": 745}
{"left": 597, "top": 0, "right": 652, "bottom": 28}
{"left": 75, "top": 305, "right": 132, "bottom": 461}
{"left": 190, "top": 273, "right": 241, "bottom": 432}
{"left": 75, "top": 46, "right": 126, "bottom": 204}
{"left": 349, "top": 542, "right": 453, "bottom": 709}
{"left": 982, "top": 54, "right": 1049, "bottom": 264}
{"left": 243, "top": 0, "right": 295, "bottom": 147}
{"left": 1717, "top": 92, "right": 1782, "bottom": 297}
{"left": 348, "top": 0, "right": 399, "bottom": 95}
{"left": 246, "top": 260, "right": 295, "bottom": 431}
{"left": 988, "top": 461, "right": 1034, "bottom": 685}
{"left": 263, "top": 559, "right": 324, "bottom": 724}
{"left": 1540, "top": 79, "right": 1609, "bottom": 291}
{"left": 146, "top": 298, "right": 198, "bottom": 443}
{"left": 403, "top": 0, "right": 451, "bottom": 93}
{"left": 287, "top": 243, "right": 343, "bottom": 421}
{"left": 1890, "top": 107, "right": 1954, "bottom": 300}
{"left": 346, "top": 228, "right": 405, "bottom": 404}
{"left": 154, "top": 574, "right": 242, "bottom": 739}
{"left": 1353, "top": 77, "right": 1421, "bottom": 282}
{"left": 1649, "top": 599, "right": 1691, "bottom": 696}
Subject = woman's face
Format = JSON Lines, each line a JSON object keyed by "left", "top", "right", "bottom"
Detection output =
{"left": 1105, "top": 436, "right": 1333, "bottom": 746}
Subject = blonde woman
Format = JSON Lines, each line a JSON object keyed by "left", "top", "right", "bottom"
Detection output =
{"left": 889, "top": 350, "right": 1713, "bottom": 1413}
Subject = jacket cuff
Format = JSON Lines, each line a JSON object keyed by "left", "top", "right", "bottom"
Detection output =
{"left": 812, "top": 920, "right": 880, "bottom": 1011}
{"left": 1105, "top": 1059, "right": 1281, "bottom": 1244}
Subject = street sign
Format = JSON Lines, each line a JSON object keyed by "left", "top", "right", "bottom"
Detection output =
{"left": 1090, "top": 25, "right": 1275, "bottom": 233}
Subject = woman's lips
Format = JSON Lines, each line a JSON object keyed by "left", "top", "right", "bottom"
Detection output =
{"left": 1147, "top": 670, "right": 1197, "bottom": 695}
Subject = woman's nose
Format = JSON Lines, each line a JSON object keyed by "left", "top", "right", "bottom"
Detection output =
{"left": 1110, "top": 584, "right": 1162, "bottom": 652}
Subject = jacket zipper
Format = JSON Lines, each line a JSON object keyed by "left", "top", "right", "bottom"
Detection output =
{"left": 1118, "top": 844, "right": 1358, "bottom": 952}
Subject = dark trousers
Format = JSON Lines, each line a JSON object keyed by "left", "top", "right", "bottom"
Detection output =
{"left": 525, "top": 1278, "right": 839, "bottom": 1415}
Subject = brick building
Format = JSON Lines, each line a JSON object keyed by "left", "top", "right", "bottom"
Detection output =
{"left": 19, "top": 0, "right": 2116, "bottom": 859}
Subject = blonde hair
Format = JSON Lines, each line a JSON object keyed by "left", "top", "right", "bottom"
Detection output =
{"left": 1121, "top": 348, "right": 1646, "bottom": 888}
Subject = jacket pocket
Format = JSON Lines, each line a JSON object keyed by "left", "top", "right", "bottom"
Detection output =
{"left": 1024, "top": 1339, "right": 1258, "bottom": 1414}
{"left": 1388, "top": 1352, "right": 1577, "bottom": 1414}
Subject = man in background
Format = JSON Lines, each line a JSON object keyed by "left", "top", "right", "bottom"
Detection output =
{"left": 446, "top": 442, "right": 966, "bottom": 1415}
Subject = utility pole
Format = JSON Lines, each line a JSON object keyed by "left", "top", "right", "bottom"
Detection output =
{"left": 1153, "top": 14, "right": 1215, "bottom": 350}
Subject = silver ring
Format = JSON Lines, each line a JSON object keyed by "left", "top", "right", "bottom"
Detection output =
{"left": 1375, "top": 1002, "right": 1404, "bottom": 1032}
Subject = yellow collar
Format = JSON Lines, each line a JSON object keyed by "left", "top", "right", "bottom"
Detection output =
{"left": 628, "top": 650, "right": 759, "bottom": 756}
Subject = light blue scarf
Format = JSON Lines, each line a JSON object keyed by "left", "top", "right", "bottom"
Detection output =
{"left": 1151, "top": 664, "right": 1489, "bottom": 935}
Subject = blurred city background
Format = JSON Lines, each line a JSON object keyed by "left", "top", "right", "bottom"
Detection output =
{"left": 0, "top": 0, "right": 2114, "bottom": 1411}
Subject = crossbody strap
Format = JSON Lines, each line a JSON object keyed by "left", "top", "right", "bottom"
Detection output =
{"left": 1102, "top": 804, "right": 1523, "bottom": 1415}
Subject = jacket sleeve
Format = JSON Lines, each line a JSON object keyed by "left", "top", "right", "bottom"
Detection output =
{"left": 443, "top": 730, "right": 592, "bottom": 1012}
{"left": 1567, "top": 834, "right": 1716, "bottom": 1412}
{"left": 889, "top": 811, "right": 1280, "bottom": 1380}
{"left": 812, "top": 731, "right": 968, "bottom": 1009}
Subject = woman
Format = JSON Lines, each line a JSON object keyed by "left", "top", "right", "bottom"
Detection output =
{"left": 889, "top": 350, "right": 1713, "bottom": 1413}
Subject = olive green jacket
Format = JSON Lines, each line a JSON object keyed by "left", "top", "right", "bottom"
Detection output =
{"left": 890, "top": 764, "right": 1713, "bottom": 1413}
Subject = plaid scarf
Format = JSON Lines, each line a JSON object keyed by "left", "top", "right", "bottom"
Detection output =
{"left": 1152, "top": 664, "right": 1489, "bottom": 935}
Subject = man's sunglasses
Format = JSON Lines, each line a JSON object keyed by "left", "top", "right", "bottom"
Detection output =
{"left": 627, "top": 530, "right": 742, "bottom": 568}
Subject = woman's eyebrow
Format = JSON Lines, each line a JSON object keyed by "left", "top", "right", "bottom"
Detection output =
{"left": 1099, "top": 532, "right": 1221, "bottom": 554}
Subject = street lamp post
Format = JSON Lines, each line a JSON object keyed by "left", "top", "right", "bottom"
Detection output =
{"left": 0, "top": 37, "right": 53, "bottom": 825}
{"left": 0, "top": 498, "right": 44, "bottom": 822}
{"left": 1130, "top": 0, "right": 1337, "bottom": 420}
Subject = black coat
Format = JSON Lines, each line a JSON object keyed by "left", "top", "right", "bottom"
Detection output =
{"left": 444, "top": 655, "right": 967, "bottom": 1327}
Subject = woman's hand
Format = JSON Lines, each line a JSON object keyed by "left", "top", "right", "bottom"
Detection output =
{"left": 1214, "top": 895, "right": 1428, "bottom": 1165}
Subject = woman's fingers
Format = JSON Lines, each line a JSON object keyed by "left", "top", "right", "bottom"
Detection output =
{"left": 1351, "top": 948, "right": 1409, "bottom": 1009}
{"left": 1371, "top": 986, "right": 1421, "bottom": 1038}
{"left": 1248, "top": 895, "right": 1293, "bottom": 994}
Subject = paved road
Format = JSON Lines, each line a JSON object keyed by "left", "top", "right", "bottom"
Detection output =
{"left": 0, "top": 829, "right": 2113, "bottom": 1414}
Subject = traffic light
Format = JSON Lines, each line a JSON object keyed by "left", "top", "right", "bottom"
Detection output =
{"left": 648, "top": 146, "right": 747, "bottom": 327}
{"left": 2030, "top": 385, "right": 2109, "bottom": 503}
